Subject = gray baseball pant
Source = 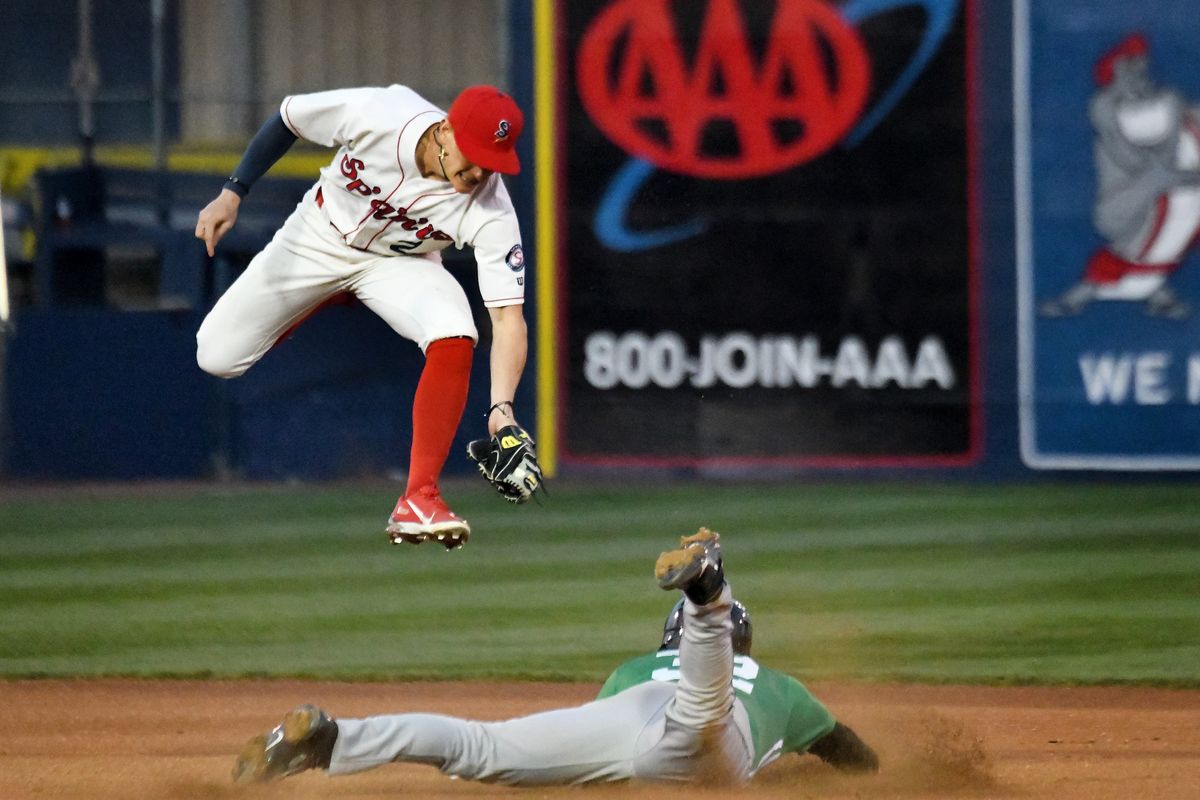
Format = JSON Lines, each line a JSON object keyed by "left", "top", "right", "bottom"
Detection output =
{"left": 327, "top": 585, "right": 753, "bottom": 785}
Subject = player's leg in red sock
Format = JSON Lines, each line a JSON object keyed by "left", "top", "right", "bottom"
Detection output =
{"left": 405, "top": 336, "right": 474, "bottom": 497}
{"left": 386, "top": 336, "right": 475, "bottom": 549}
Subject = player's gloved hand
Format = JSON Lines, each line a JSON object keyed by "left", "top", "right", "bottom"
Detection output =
{"left": 466, "top": 424, "right": 544, "bottom": 504}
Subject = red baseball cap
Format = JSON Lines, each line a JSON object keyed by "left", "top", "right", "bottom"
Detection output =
{"left": 448, "top": 85, "right": 524, "bottom": 175}
{"left": 1094, "top": 33, "right": 1148, "bottom": 86}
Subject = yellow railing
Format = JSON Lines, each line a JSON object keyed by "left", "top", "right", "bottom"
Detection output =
{"left": 0, "top": 144, "right": 330, "bottom": 196}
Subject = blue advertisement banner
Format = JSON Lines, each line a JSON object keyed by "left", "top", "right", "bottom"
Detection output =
{"left": 1016, "top": 0, "right": 1200, "bottom": 469}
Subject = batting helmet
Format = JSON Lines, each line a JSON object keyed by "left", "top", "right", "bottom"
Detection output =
{"left": 659, "top": 597, "right": 753, "bottom": 656}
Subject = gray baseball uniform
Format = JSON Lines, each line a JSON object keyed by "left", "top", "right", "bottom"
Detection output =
{"left": 325, "top": 584, "right": 834, "bottom": 785}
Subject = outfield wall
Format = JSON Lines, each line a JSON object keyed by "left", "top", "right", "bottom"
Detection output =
{"left": 4, "top": 0, "right": 1199, "bottom": 480}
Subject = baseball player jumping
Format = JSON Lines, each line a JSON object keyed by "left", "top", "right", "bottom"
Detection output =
{"left": 232, "top": 528, "right": 879, "bottom": 787}
{"left": 194, "top": 84, "right": 542, "bottom": 549}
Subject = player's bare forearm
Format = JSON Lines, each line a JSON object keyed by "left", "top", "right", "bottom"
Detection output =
{"left": 486, "top": 304, "right": 528, "bottom": 436}
{"left": 470, "top": 305, "right": 542, "bottom": 504}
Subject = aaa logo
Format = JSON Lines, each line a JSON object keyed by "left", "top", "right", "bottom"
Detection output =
{"left": 577, "top": 0, "right": 871, "bottom": 179}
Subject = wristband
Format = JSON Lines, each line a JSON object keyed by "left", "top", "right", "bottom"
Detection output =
{"left": 486, "top": 400, "right": 514, "bottom": 419}
{"left": 224, "top": 175, "right": 249, "bottom": 197}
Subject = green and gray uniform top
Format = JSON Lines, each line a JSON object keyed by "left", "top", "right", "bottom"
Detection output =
{"left": 597, "top": 649, "right": 837, "bottom": 775}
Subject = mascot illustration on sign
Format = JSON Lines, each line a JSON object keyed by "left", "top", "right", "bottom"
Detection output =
{"left": 1041, "top": 33, "right": 1200, "bottom": 319}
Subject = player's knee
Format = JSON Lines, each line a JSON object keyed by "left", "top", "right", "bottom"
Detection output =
{"left": 195, "top": 332, "right": 248, "bottom": 379}
{"left": 196, "top": 348, "right": 245, "bottom": 379}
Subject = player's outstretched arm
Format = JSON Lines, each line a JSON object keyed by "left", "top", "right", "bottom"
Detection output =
{"left": 195, "top": 111, "right": 299, "bottom": 257}
{"left": 486, "top": 304, "right": 528, "bottom": 435}
{"left": 807, "top": 722, "right": 879, "bottom": 773}
{"left": 467, "top": 304, "right": 544, "bottom": 503}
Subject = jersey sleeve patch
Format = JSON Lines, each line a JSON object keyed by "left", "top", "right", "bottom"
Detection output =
{"left": 505, "top": 244, "right": 525, "bottom": 272}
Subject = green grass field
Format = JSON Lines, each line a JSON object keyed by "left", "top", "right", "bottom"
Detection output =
{"left": 1, "top": 481, "right": 1197, "bottom": 686}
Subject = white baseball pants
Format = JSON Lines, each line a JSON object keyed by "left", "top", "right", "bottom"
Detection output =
{"left": 196, "top": 186, "right": 477, "bottom": 379}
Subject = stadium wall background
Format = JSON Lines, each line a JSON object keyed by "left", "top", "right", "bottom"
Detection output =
{"left": 0, "top": 0, "right": 1193, "bottom": 480}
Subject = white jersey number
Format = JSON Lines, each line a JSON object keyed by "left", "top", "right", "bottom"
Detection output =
{"left": 651, "top": 653, "right": 761, "bottom": 694}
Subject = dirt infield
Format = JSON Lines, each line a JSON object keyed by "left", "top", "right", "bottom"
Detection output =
{"left": 2, "top": 680, "right": 1198, "bottom": 800}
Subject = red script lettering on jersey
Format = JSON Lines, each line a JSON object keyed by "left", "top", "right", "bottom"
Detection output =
{"left": 368, "top": 200, "right": 453, "bottom": 243}
{"left": 338, "top": 155, "right": 452, "bottom": 248}
{"left": 341, "top": 154, "right": 382, "bottom": 196}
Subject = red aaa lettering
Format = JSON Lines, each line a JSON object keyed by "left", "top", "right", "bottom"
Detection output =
{"left": 577, "top": 0, "right": 870, "bottom": 178}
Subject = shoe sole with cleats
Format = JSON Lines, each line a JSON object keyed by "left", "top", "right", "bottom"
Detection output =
{"left": 387, "top": 522, "right": 470, "bottom": 550}
{"left": 232, "top": 705, "right": 325, "bottom": 784}
{"left": 655, "top": 528, "right": 720, "bottom": 590}
{"left": 386, "top": 500, "right": 471, "bottom": 549}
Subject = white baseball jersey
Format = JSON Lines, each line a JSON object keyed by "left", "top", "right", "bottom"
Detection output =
{"left": 280, "top": 85, "right": 526, "bottom": 308}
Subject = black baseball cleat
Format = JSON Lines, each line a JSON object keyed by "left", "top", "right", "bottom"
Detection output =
{"left": 808, "top": 722, "right": 880, "bottom": 774}
{"left": 655, "top": 527, "right": 725, "bottom": 605}
{"left": 232, "top": 704, "right": 338, "bottom": 784}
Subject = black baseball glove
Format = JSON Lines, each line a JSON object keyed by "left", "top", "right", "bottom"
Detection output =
{"left": 466, "top": 424, "right": 545, "bottom": 504}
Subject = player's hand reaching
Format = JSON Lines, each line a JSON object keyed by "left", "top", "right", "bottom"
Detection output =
{"left": 195, "top": 188, "right": 242, "bottom": 257}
